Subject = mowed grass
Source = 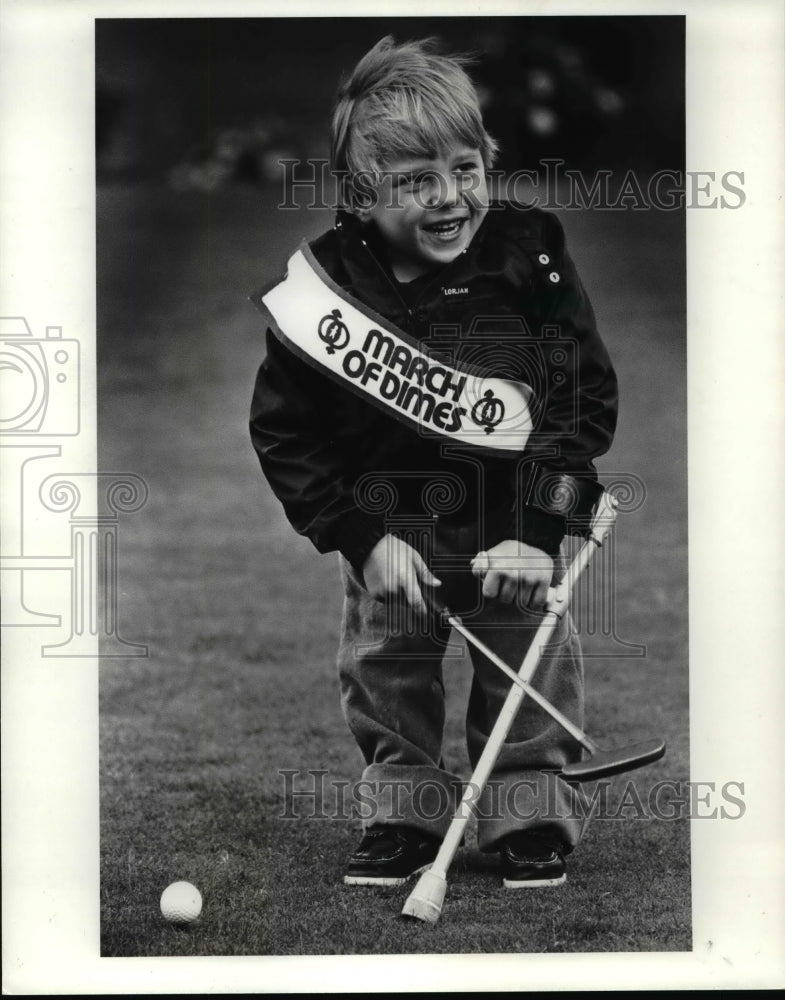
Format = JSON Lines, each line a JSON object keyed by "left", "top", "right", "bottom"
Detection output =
{"left": 98, "top": 182, "right": 690, "bottom": 956}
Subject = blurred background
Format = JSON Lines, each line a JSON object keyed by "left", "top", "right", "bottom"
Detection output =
{"left": 96, "top": 16, "right": 685, "bottom": 189}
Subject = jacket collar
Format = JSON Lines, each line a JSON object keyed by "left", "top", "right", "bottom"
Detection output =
{"left": 332, "top": 211, "right": 413, "bottom": 325}
{"left": 331, "top": 208, "right": 496, "bottom": 325}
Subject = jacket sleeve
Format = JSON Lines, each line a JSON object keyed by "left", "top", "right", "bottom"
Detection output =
{"left": 513, "top": 211, "right": 619, "bottom": 554}
{"left": 249, "top": 329, "right": 388, "bottom": 574}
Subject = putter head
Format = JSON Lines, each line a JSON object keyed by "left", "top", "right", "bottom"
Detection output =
{"left": 401, "top": 869, "right": 447, "bottom": 923}
{"left": 561, "top": 738, "right": 666, "bottom": 782}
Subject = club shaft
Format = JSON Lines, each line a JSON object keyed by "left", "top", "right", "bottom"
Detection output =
{"left": 447, "top": 615, "right": 595, "bottom": 752}
{"left": 445, "top": 533, "right": 605, "bottom": 754}
{"left": 428, "top": 610, "right": 562, "bottom": 878}
{"left": 424, "top": 495, "right": 616, "bottom": 881}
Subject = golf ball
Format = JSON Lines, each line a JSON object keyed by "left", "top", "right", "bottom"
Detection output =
{"left": 160, "top": 881, "right": 202, "bottom": 923}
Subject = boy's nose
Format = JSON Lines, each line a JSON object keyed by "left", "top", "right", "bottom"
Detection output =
{"left": 424, "top": 172, "right": 461, "bottom": 209}
{"left": 442, "top": 173, "right": 461, "bottom": 206}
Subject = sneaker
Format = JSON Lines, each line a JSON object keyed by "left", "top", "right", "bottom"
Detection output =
{"left": 343, "top": 825, "right": 440, "bottom": 886}
{"left": 499, "top": 830, "right": 567, "bottom": 888}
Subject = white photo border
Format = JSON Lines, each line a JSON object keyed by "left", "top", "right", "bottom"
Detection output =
{"left": 1, "top": 0, "right": 783, "bottom": 992}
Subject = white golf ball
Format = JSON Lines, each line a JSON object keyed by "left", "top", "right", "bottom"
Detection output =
{"left": 160, "top": 881, "right": 202, "bottom": 923}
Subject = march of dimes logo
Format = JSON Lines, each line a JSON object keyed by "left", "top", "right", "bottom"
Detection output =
{"left": 317, "top": 307, "right": 506, "bottom": 436}
{"left": 318, "top": 309, "right": 351, "bottom": 355}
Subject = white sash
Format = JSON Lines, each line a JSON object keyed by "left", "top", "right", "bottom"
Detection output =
{"left": 256, "top": 244, "right": 534, "bottom": 453}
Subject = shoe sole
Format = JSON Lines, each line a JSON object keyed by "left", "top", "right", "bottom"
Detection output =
{"left": 502, "top": 873, "right": 566, "bottom": 889}
{"left": 343, "top": 862, "right": 434, "bottom": 887}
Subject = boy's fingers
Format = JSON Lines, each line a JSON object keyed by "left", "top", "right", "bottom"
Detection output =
{"left": 499, "top": 577, "right": 518, "bottom": 604}
{"left": 522, "top": 578, "right": 548, "bottom": 611}
{"left": 412, "top": 552, "right": 441, "bottom": 588}
{"left": 482, "top": 570, "right": 502, "bottom": 599}
{"left": 519, "top": 584, "right": 535, "bottom": 609}
{"left": 405, "top": 576, "right": 428, "bottom": 616}
{"left": 532, "top": 578, "right": 550, "bottom": 610}
{"left": 418, "top": 564, "right": 442, "bottom": 588}
{"left": 471, "top": 550, "right": 490, "bottom": 578}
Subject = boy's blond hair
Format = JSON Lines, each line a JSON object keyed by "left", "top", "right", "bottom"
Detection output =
{"left": 331, "top": 35, "right": 498, "bottom": 208}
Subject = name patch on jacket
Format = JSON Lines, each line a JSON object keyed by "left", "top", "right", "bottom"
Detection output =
{"left": 255, "top": 245, "right": 534, "bottom": 453}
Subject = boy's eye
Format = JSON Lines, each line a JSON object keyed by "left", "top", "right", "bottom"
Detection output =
{"left": 408, "top": 172, "right": 432, "bottom": 189}
{"left": 408, "top": 166, "right": 479, "bottom": 185}
{"left": 392, "top": 171, "right": 427, "bottom": 191}
{"left": 390, "top": 159, "right": 483, "bottom": 196}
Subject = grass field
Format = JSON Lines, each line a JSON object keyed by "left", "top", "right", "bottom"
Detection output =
{"left": 97, "top": 181, "right": 689, "bottom": 957}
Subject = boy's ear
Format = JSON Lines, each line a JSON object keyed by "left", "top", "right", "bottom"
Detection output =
{"left": 344, "top": 198, "right": 373, "bottom": 225}
{"left": 352, "top": 204, "right": 372, "bottom": 223}
{"left": 343, "top": 175, "right": 378, "bottom": 221}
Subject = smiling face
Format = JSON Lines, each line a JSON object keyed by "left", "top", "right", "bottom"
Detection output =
{"left": 361, "top": 144, "right": 489, "bottom": 282}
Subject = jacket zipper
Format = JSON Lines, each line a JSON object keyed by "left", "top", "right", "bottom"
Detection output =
{"left": 358, "top": 237, "right": 413, "bottom": 323}
{"left": 358, "top": 236, "right": 466, "bottom": 333}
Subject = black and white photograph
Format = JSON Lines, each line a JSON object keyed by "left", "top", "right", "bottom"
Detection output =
{"left": 1, "top": 0, "right": 783, "bottom": 993}
{"left": 95, "top": 13, "right": 689, "bottom": 956}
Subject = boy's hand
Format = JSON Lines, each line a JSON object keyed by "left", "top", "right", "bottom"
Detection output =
{"left": 471, "top": 540, "right": 554, "bottom": 610}
{"left": 362, "top": 534, "right": 442, "bottom": 615}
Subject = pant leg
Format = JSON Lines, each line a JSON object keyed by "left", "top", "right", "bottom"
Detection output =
{"left": 458, "top": 586, "right": 591, "bottom": 853}
{"left": 336, "top": 557, "right": 462, "bottom": 837}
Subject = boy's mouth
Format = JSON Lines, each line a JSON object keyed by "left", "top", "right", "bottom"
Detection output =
{"left": 422, "top": 217, "right": 468, "bottom": 242}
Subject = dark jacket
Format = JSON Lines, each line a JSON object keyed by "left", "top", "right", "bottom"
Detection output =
{"left": 249, "top": 202, "right": 618, "bottom": 573}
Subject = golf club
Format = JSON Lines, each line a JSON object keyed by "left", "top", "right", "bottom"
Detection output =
{"left": 402, "top": 491, "right": 663, "bottom": 923}
{"left": 442, "top": 609, "right": 666, "bottom": 782}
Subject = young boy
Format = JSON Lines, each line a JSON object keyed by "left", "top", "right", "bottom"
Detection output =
{"left": 249, "top": 36, "right": 617, "bottom": 888}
